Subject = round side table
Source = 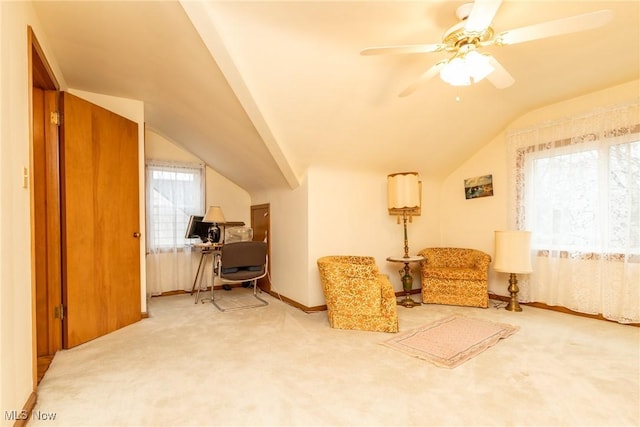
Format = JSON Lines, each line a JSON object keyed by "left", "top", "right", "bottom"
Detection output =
{"left": 386, "top": 255, "right": 425, "bottom": 308}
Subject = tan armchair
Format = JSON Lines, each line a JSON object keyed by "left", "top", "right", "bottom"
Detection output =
{"left": 317, "top": 256, "right": 399, "bottom": 333}
{"left": 417, "top": 248, "right": 491, "bottom": 308}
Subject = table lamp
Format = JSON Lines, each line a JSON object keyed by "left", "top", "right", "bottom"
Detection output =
{"left": 494, "top": 230, "right": 532, "bottom": 312}
{"left": 203, "top": 206, "right": 225, "bottom": 244}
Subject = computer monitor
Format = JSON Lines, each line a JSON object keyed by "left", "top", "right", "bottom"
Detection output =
{"left": 184, "top": 215, "right": 209, "bottom": 242}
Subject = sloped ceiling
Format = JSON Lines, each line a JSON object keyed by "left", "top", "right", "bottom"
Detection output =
{"left": 32, "top": 1, "right": 640, "bottom": 193}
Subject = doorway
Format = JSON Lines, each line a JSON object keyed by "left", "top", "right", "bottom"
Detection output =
{"left": 251, "top": 204, "right": 271, "bottom": 292}
{"left": 30, "top": 27, "right": 62, "bottom": 384}
{"left": 29, "top": 27, "right": 143, "bottom": 384}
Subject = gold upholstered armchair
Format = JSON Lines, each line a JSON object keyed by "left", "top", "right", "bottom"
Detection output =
{"left": 417, "top": 248, "right": 491, "bottom": 308}
{"left": 317, "top": 256, "right": 399, "bottom": 333}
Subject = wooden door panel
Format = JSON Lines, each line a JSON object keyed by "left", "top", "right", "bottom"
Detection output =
{"left": 43, "top": 89, "right": 62, "bottom": 354}
{"left": 60, "top": 92, "right": 140, "bottom": 348}
{"left": 251, "top": 204, "right": 270, "bottom": 291}
{"left": 33, "top": 87, "right": 49, "bottom": 356}
{"left": 33, "top": 88, "right": 63, "bottom": 356}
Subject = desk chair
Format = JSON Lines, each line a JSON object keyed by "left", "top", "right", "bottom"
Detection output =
{"left": 211, "top": 241, "right": 269, "bottom": 312}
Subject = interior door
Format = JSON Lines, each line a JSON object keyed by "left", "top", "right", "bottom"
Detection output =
{"left": 251, "top": 204, "right": 271, "bottom": 291}
{"left": 33, "top": 87, "right": 63, "bottom": 358}
{"left": 60, "top": 92, "right": 141, "bottom": 348}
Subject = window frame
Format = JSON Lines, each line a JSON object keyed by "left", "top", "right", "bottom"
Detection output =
{"left": 516, "top": 129, "right": 639, "bottom": 256}
{"left": 145, "top": 160, "right": 205, "bottom": 251}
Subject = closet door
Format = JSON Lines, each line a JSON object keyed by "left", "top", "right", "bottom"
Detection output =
{"left": 60, "top": 92, "right": 141, "bottom": 348}
{"left": 251, "top": 204, "right": 271, "bottom": 292}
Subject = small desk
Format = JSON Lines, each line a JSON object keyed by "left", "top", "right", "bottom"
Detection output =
{"left": 190, "top": 243, "right": 222, "bottom": 304}
{"left": 386, "top": 255, "right": 425, "bottom": 308}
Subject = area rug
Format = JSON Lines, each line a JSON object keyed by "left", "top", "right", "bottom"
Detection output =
{"left": 381, "top": 315, "right": 519, "bottom": 368}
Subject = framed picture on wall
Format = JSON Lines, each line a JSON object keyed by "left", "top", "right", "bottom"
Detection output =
{"left": 464, "top": 174, "right": 494, "bottom": 199}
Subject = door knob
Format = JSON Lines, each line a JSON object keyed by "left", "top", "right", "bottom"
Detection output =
{"left": 133, "top": 232, "right": 141, "bottom": 238}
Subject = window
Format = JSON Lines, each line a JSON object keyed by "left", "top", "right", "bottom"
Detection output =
{"left": 146, "top": 161, "right": 205, "bottom": 250}
{"left": 523, "top": 137, "right": 639, "bottom": 254}
{"left": 507, "top": 102, "right": 639, "bottom": 323}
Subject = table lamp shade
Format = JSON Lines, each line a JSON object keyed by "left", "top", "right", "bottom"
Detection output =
{"left": 203, "top": 206, "right": 225, "bottom": 224}
{"left": 494, "top": 230, "right": 532, "bottom": 274}
{"left": 388, "top": 172, "right": 420, "bottom": 210}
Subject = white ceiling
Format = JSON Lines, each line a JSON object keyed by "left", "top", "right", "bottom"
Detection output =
{"left": 32, "top": 1, "right": 640, "bottom": 193}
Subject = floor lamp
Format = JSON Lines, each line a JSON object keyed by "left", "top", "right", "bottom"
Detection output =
{"left": 388, "top": 172, "right": 422, "bottom": 307}
{"left": 494, "top": 230, "right": 532, "bottom": 312}
{"left": 387, "top": 172, "right": 421, "bottom": 258}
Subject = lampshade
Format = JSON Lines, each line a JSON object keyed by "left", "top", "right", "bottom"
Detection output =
{"left": 388, "top": 172, "right": 420, "bottom": 211}
{"left": 440, "top": 50, "right": 495, "bottom": 87}
{"left": 203, "top": 206, "right": 225, "bottom": 224}
{"left": 494, "top": 230, "right": 532, "bottom": 274}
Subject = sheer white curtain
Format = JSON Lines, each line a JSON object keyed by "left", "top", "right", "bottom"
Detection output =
{"left": 507, "top": 102, "right": 639, "bottom": 323}
{"left": 146, "top": 161, "right": 205, "bottom": 296}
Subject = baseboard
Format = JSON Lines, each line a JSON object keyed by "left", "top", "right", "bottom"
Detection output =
{"left": 266, "top": 290, "right": 326, "bottom": 312}
{"left": 265, "top": 288, "right": 422, "bottom": 313}
{"left": 488, "top": 293, "right": 639, "bottom": 327}
{"left": 12, "top": 391, "right": 37, "bottom": 427}
{"left": 153, "top": 287, "right": 421, "bottom": 313}
{"left": 396, "top": 289, "right": 422, "bottom": 297}
{"left": 149, "top": 288, "right": 638, "bottom": 326}
{"left": 266, "top": 288, "right": 424, "bottom": 313}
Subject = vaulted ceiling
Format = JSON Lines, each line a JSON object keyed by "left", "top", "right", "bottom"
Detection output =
{"left": 32, "top": 1, "right": 640, "bottom": 193}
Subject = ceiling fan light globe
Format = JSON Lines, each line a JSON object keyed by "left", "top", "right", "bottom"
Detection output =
{"left": 466, "top": 50, "right": 495, "bottom": 82}
{"left": 440, "top": 57, "right": 471, "bottom": 86}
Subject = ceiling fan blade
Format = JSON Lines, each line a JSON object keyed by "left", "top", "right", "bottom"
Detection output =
{"left": 497, "top": 9, "right": 613, "bottom": 46}
{"left": 360, "top": 43, "right": 444, "bottom": 56}
{"left": 399, "top": 62, "right": 444, "bottom": 97}
{"left": 486, "top": 56, "right": 515, "bottom": 89}
{"left": 465, "top": 0, "right": 503, "bottom": 33}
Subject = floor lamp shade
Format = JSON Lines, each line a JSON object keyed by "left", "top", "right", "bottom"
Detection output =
{"left": 494, "top": 230, "right": 532, "bottom": 274}
{"left": 388, "top": 172, "right": 420, "bottom": 212}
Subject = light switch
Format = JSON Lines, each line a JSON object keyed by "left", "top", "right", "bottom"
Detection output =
{"left": 23, "top": 167, "right": 29, "bottom": 189}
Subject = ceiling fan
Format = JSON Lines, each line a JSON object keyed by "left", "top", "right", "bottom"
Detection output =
{"left": 361, "top": 0, "right": 613, "bottom": 97}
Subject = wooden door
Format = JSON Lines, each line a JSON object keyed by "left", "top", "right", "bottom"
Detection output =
{"left": 30, "top": 28, "right": 63, "bottom": 380}
{"left": 60, "top": 92, "right": 141, "bottom": 348}
{"left": 33, "top": 87, "right": 63, "bottom": 357}
{"left": 251, "top": 204, "right": 271, "bottom": 291}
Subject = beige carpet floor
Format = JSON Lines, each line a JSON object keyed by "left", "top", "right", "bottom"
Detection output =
{"left": 30, "top": 291, "right": 639, "bottom": 427}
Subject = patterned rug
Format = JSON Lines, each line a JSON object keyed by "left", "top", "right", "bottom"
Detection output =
{"left": 381, "top": 315, "right": 519, "bottom": 368}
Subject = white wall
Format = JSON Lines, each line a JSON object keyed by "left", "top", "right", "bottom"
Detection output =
{"left": 308, "top": 166, "right": 443, "bottom": 306}
{"left": 254, "top": 80, "right": 638, "bottom": 309}
{"left": 440, "top": 79, "right": 640, "bottom": 296}
{"left": 0, "top": 2, "right": 66, "bottom": 423}
{"left": 253, "top": 165, "right": 441, "bottom": 308}
{"left": 145, "top": 129, "right": 251, "bottom": 224}
{"left": 144, "top": 130, "right": 252, "bottom": 294}
{"left": 251, "top": 174, "right": 310, "bottom": 305}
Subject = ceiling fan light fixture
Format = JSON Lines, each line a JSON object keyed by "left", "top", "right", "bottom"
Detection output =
{"left": 363, "top": 2, "right": 615, "bottom": 95}
{"left": 439, "top": 50, "right": 494, "bottom": 86}
{"left": 466, "top": 50, "right": 495, "bottom": 81}
{"left": 440, "top": 56, "right": 471, "bottom": 86}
